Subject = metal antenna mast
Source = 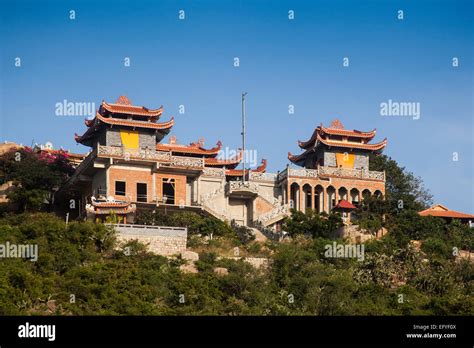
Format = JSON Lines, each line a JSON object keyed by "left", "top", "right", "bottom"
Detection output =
{"left": 241, "top": 92, "right": 247, "bottom": 182}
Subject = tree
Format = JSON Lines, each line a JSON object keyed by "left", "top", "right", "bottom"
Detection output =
{"left": 355, "top": 196, "right": 389, "bottom": 235}
{"left": 136, "top": 210, "right": 235, "bottom": 239}
{"left": 1, "top": 148, "right": 74, "bottom": 211}
{"left": 283, "top": 209, "right": 343, "bottom": 238}
{"left": 369, "top": 154, "right": 432, "bottom": 212}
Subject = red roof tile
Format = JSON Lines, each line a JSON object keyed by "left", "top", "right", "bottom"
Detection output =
{"left": 157, "top": 140, "right": 222, "bottom": 156}
{"left": 204, "top": 151, "right": 243, "bottom": 169}
{"left": 75, "top": 114, "right": 174, "bottom": 145}
{"left": 419, "top": 204, "right": 474, "bottom": 219}
{"left": 298, "top": 119, "right": 376, "bottom": 149}
{"left": 226, "top": 159, "right": 267, "bottom": 176}
{"left": 316, "top": 134, "right": 387, "bottom": 151}
{"left": 334, "top": 199, "right": 357, "bottom": 210}
{"left": 101, "top": 96, "right": 163, "bottom": 118}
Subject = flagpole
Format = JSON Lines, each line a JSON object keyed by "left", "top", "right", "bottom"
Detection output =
{"left": 241, "top": 92, "right": 247, "bottom": 183}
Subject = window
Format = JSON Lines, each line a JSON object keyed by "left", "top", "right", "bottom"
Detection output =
{"left": 162, "top": 178, "right": 175, "bottom": 205}
{"left": 137, "top": 183, "right": 147, "bottom": 202}
{"left": 115, "top": 181, "right": 126, "bottom": 196}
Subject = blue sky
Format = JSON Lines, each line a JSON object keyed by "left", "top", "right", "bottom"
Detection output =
{"left": 1, "top": 0, "right": 473, "bottom": 212}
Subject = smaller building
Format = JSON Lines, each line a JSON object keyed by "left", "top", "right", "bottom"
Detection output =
{"left": 419, "top": 204, "right": 474, "bottom": 226}
{"left": 333, "top": 199, "right": 357, "bottom": 225}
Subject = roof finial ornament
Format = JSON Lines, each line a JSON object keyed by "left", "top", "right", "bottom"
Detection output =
{"left": 329, "top": 119, "right": 344, "bottom": 129}
{"left": 169, "top": 135, "right": 177, "bottom": 144}
{"left": 116, "top": 95, "right": 132, "bottom": 105}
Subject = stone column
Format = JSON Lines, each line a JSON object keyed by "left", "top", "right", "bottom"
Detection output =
{"left": 320, "top": 190, "right": 324, "bottom": 213}
{"left": 298, "top": 185, "right": 303, "bottom": 212}
{"left": 287, "top": 181, "right": 291, "bottom": 206}
{"left": 324, "top": 188, "right": 330, "bottom": 212}
{"left": 106, "top": 167, "right": 110, "bottom": 197}
{"left": 152, "top": 173, "right": 156, "bottom": 202}
{"left": 333, "top": 186, "right": 338, "bottom": 210}
{"left": 311, "top": 186, "right": 315, "bottom": 211}
{"left": 196, "top": 177, "right": 200, "bottom": 204}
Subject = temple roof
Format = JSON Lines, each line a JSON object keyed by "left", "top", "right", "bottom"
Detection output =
{"left": 75, "top": 112, "right": 174, "bottom": 145}
{"left": 289, "top": 119, "right": 387, "bottom": 166}
{"left": 226, "top": 159, "right": 267, "bottom": 176}
{"left": 204, "top": 150, "right": 243, "bottom": 169}
{"left": 100, "top": 96, "right": 163, "bottom": 119}
{"left": 156, "top": 136, "right": 222, "bottom": 157}
{"left": 316, "top": 134, "right": 387, "bottom": 151}
{"left": 87, "top": 198, "right": 136, "bottom": 215}
{"left": 298, "top": 119, "right": 376, "bottom": 149}
{"left": 419, "top": 204, "right": 474, "bottom": 219}
{"left": 288, "top": 136, "right": 387, "bottom": 163}
{"left": 93, "top": 113, "right": 174, "bottom": 129}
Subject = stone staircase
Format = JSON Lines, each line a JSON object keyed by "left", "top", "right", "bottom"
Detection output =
{"left": 200, "top": 184, "right": 290, "bottom": 231}
{"left": 201, "top": 202, "right": 231, "bottom": 222}
{"left": 256, "top": 203, "right": 291, "bottom": 227}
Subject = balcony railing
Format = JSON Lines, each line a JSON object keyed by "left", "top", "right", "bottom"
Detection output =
{"left": 288, "top": 168, "right": 319, "bottom": 178}
{"left": 97, "top": 145, "right": 205, "bottom": 169}
{"left": 317, "top": 166, "right": 385, "bottom": 181}
{"left": 97, "top": 145, "right": 171, "bottom": 161}
{"left": 170, "top": 156, "right": 204, "bottom": 168}
{"left": 202, "top": 167, "right": 226, "bottom": 178}
{"left": 136, "top": 194, "right": 148, "bottom": 203}
{"left": 256, "top": 203, "right": 291, "bottom": 225}
{"left": 284, "top": 166, "right": 385, "bottom": 181}
{"left": 225, "top": 181, "right": 259, "bottom": 196}
{"left": 249, "top": 171, "right": 278, "bottom": 182}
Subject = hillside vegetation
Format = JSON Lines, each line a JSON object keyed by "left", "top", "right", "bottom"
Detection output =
{"left": 0, "top": 148, "right": 472, "bottom": 315}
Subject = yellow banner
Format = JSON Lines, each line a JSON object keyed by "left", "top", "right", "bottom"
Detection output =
{"left": 120, "top": 130, "right": 139, "bottom": 149}
{"left": 335, "top": 152, "right": 355, "bottom": 168}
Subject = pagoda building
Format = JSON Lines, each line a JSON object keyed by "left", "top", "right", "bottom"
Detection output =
{"left": 288, "top": 119, "right": 387, "bottom": 169}
{"left": 67, "top": 96, "right": 277, "bottom": 225}
{"left": 65, "top": 97, "right": 387, "bottom": 229}
{"left": 282, "top": 119, "right": 387, "bottom": 215}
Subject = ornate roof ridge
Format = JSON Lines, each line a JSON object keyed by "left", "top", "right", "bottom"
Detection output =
{"left": 101, "top": 98, "right": 163, "bottom": 117}
{"left": 316, "top": 134, "right": 387, "bottom": 151}
{"left": 225, "top": 159, "right": 267, "bottom": 176}
{"left": 298, "top": 120, "right": 377, "bottom": 150}
{"left": 204, "top": 150, "right": 243, "bottom": 169}
{"left": 75, "top": 113, "right": 174, "bottom": 144}
{"left": 156, "top": 140, "right": 222, "bottom": 156}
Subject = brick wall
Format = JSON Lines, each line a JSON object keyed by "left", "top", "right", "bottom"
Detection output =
{"left": 108, "top": 166, "right": 153, "bottom": 201}
{"left": 155, "top": 173, "right": 187, "bottom": 206}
